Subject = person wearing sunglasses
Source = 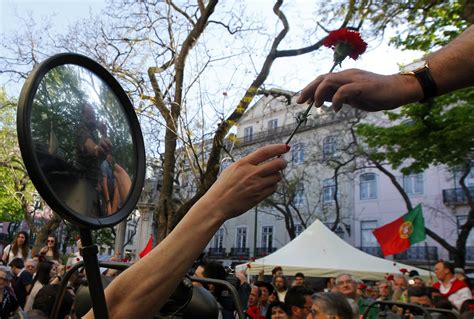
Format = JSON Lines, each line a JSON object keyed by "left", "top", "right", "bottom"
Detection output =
{"left": 39, "top": 235, "right": 61, "bottom": 263}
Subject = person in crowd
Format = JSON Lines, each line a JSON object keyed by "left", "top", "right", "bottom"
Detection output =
{"left": 335, "top": 274, "right": 377, "bottom": 318}
{"left": 284, "top": 286, "right": 313, "bottom": 319}
{"left": 2, "top": 231, "right": 29, "bottom": 265}
{"left": 272, "top": 267, "right": 284, "bottom": 278}
{"left": 39, "top": 235, "right": 61, "bottom": 263}
{"left": 33, "top": 284, "right": 73, "bottom": 319}
{"left": 246, "top": 285, "right": 263, "bottom": 319}
{"left": 407, "top": 286, "right": 433, "bottom": 308}
{"left": 454, "top": 267, "right": 473, "bottom": 292}
{"left": 293, "top": 273, "right": 305, "bottom": 287}
{"left": 81, "top": 144, "right": 289, "bottom": 319}
{"left": 325, "top": 277, "right": 337, "bottom": 292}
{"left": 273, "top": 275, "right": 288, "bottom": 302}
{"left": 433, "top": 260, "right": 472, "bottom": 310}
{"left": 266, "top": 301, "right": 289, "bottom": 319}
{"left": 309, "top": 292, "right": 354, "bottom": 319}
{"left": 24, "top": 261, "right": 58, "bottom": 311}
{"left": 0, "top": 268, "right": 18, "bottom": 319}
{"left": 376, "top": 280, "right": 392, "bottom": 301}
{"left": 25, "top": 259, "right": 37, "bottom": 276}
{"left": 391, "top": 274, "right": 408, "bottom": 302}
{"left": 297, "top": 25, "right": 474, "bottom": 114}
{"left": 193, "top": 260, "right": 235, "bottom": 319}
{"left": 268, "top": 290, "right": 279, "bottom": 304}
{"left": 410, "top": 276, "right": 425, "bottom": 288}
{"left": 256, "top": 281, "right": 274, "bottom": 317}
{"left": 9, "top": 257, "right": 33, "bottom": 309}
{"left": 235, "top": 270, "right": 252, "bottom": 312}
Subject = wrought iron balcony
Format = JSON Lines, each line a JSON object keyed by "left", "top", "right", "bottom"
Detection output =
{"left": 207, "top": 247, "right": 226, "bottom": 258}
{"left": 229, "top": 247, "right": 250, "bottom": 259}
{"left": 394, "top": 246, "right": 438, "bottom": 261}
{"left": 358, "top": 246, "right": 383, "bottom": 258}
{"left": 255, "top": 247, "right": 277, "bottom": 258}
{"left": 442, "top": 187, "right": 474, "bottom": 205}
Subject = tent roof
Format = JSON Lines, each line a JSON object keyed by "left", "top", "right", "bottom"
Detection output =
{"left": 235, "top": 220, "right": 431, "bottom": 280}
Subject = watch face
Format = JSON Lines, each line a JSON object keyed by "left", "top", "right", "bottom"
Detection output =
{"left": 403, "top": 60, "right": 427, "bottom": 73}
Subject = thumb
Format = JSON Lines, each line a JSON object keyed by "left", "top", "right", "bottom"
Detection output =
{"left": 245, "top": 144, "right": 290, "bottom": 165}
{"left": 332, "top": 83, "right": 364, "bottom": 112}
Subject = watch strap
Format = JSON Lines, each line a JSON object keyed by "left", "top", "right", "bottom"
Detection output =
{"left": 414, "top": 65, "right": 438, "bottom": 102}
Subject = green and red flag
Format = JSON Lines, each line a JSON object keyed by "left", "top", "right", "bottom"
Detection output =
{"left": 372, "top": 204, "right": 426, "bottom": 256}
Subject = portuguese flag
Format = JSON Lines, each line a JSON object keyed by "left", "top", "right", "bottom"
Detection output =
{"left": 372, "top": 204, "right": 426, "bottom": 256}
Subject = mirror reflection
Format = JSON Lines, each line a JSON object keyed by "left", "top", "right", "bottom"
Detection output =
{"left": 30, "top": 64, "right": 135, "bottom": 218}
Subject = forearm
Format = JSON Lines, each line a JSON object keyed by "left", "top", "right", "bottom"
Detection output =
{"left": 428, "top": 25, "right": 474, "bottom": 95}
{"left": 86, "top": 197, "right": 225, "bottom": 319}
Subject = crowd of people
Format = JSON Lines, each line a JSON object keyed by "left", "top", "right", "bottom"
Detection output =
{"left": 193, "top": 261, "right": 474, "bottom": 319}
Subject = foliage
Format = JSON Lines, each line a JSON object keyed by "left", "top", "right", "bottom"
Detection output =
{"left": 0, "top": 90, "right": 33, "bottom": 220}
{"left": 357, "top": 88, "right": 474, "bottom": 174}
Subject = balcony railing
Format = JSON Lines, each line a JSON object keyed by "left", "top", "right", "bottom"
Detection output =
{"left": 394, "top": 246, "right": 438, "bottom": 261}
{"left": 358, "top": 246, "right": 383, "bottom": 258}
{"left": 237, "top": 111, "right": 355, "bottom": 147}
{"left": 229, "top": 247, "right": 250, "bottom": 259}
{"left": 207, "top": 247, "right": 226, "bottom": 258}
{"left": 255, "top": 247, "right": 277, "bottom": 258}
{"left": 442, "top": 187, "right": 474, "bottom": 205}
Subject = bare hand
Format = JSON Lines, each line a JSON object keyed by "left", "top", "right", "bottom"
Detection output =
{"left": 297, "top": 69, "right": 423, "bottom": 112}
{"left": 202, "top": 144, "right": 289, "bottom": 221}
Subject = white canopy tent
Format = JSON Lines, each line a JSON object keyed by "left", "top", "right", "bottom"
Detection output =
{"left": 235, "top": 220, "right": 432, "bottom": 280}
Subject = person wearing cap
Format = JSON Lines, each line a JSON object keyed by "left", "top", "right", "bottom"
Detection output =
{"left": 0, "top": 268, "right": 18, "bottom": 319}
{"left": 433, "top": 260, "right": 472, "bottom": 310}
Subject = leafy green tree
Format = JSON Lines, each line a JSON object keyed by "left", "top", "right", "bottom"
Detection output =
{"left": 357, "top": 91, "right": 474, "bottom": 266}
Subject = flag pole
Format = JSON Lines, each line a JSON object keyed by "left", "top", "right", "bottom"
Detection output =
{"left": 425, "top": 241, "right": 433, "bottom": 281}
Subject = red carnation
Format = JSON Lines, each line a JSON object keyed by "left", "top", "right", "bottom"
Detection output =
{"left": 399, "top": 268, "right": 408, "bottom": 274}
{"left": 385, "top": 274, "right": 394, "bottom": 281}
{"left": 250, "top": 257, "right": 256, "bottom": 262}
{"left": 358, "top": 283, "right": 367, "bottom": 290}
{"left": 247, "top": 263, "right": 252, "bottom": 269}
{"left": 323, "top": 28, "right": 367, "bottom": 64}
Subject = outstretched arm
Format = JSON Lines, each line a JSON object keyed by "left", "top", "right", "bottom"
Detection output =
{"left": 297, "top": 25, "right": 474, "bottom": 112}
{"left": 84, "top": 144, "right": 289, "bottom": 319}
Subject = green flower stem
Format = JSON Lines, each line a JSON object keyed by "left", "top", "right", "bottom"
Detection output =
{"left": 285, "top": 61, "right": 339, "bottom": 145}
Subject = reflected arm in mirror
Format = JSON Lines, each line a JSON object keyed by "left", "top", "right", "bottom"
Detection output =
{"left": 83, "top": 144, "right": 289, "bottom": 319}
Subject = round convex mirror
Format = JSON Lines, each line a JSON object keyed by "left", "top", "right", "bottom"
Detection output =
{"left": 17, "top": 53, "right": 145, "bottom": 229}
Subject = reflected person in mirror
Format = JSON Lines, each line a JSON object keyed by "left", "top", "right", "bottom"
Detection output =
{"left": 83, "top": 144, "right": 290, "bottom": 319}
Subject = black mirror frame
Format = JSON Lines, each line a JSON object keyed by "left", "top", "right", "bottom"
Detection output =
{"left": 17, "top": 53, "right": 145, "bottom": 229}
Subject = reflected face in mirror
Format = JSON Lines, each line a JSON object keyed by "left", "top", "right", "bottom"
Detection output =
{"left": 30, "top": 64, "right": 136, "bottom": 218}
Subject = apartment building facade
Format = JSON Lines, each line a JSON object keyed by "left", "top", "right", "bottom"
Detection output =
{"left": 203, "top": 91, "right": 474, "bottom": 268}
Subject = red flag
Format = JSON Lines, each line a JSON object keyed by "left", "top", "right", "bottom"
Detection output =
{"left": 139, "top": 235, "right": 153, "bottom": 258}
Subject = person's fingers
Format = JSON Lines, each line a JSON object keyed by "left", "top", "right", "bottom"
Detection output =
{"left": 313, "top": 73, "right": 352, "bottom": 108}
{"left": 257, "top": 172, "right": 283, "bottom": 189}
{"left": 245, "top": 144, "right": 290, "bottom": 165}
{"left": 331, "top": 82, "right": 366, "bottom": 112}
{"left": 257, "top": 158, "right": 287, "bottom": 177}
{"left": 296, "top": 75, "right": 326, "bottom": 104}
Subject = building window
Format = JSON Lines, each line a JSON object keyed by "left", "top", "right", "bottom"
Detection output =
{"left": 244, "top": 126, "right": 253, "bottom": 143}
{"left": 457, "top": 216, "right": 474, "bottom": 246}
{"left": 268, "top": 119, "right": 278, "bottom": 131}
{"left": 403, "top": 173, "right": 424, "bottom": 195}
{"left": 361, "top": 221, "right": 378, "bottom": 247}
{"left": 323, "top": 178, "right": 336, "bottom": 203}
{"left": 295, "top": 224, "right": 303, "bottom": 237}
{"left": 323, "top": 136, "right": 337, "bottom": 159}
{"left": 292, "top": 183, "right": 305, "bottom": 207}
{"left": 360, "top": 173, "right": 377, "bottom": 200}
{"left": 261, "top": 226, "right": 273, "bottom": 249}
{"left": 236, "top": 227, "right": 247, "bottom": 249}
{"left": 454, "top": 167, "right": 474, "bottom": 187}
{"left": 213, "top": 228, "right": 224, "bottom": 249}
{"left": 292, "top": 143, "right": 305, "bottom": 165}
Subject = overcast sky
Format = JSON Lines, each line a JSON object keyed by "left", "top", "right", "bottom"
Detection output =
{"left": 0, "top": 0, "right": 422, "bottom": 98}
